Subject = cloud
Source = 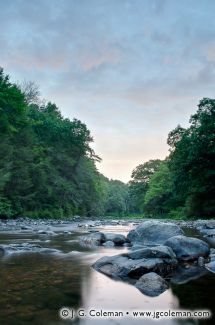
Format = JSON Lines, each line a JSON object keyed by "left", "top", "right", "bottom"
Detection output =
{"left": 1, "top": 0, "right": 215, "bottom": 181}
{"left": 205, "top": 42, "right": 215, "bottom": 62}
{"left": 77, "top": 46, "right": 121, "bottom": 71}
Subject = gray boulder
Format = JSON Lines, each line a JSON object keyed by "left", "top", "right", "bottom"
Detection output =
{"left": 104, "top": 233, "right": 127, "bottom": 245}
{"left": 127, "top": 221, "right": 183, "bottom": 245}
{"left": 92, "top": 252, "right": 177, "bottom": 280}
{"left": 131, "top": 244, "right": 146, "bottom": 250}
{"left": 135, "top": 272, "right": 168, "bottom": 297}
{"left": 103, "top": 241, "right": 115, "bottom": 248}
{"left": 164, "top": 235, "right": 210, "bottom": 261}
{"left": 79, "top": 232, "right": 105, "bottom": 247}
{"left": 125, "top": 245, "right": 176, "bottom": 260}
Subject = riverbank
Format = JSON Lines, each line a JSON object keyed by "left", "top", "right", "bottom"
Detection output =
{"left": 0, "top": 217, "right": 214, "bottom": 235}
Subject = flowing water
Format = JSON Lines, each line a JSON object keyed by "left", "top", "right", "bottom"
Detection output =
{"left": 0, "top": 223, "right": 214, "bottom": 325}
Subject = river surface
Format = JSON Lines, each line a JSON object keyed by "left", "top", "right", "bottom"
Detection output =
{"left": 0, "top": 222, "right": 214, "bottom": 325}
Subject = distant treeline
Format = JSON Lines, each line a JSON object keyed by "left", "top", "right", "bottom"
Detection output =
{"left": 0, "top": 68, "right": 214, "bottom": 219}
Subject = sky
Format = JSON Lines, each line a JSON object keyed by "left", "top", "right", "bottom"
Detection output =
{"left": 1, "top": 0, "right": 215, "bottom": 182}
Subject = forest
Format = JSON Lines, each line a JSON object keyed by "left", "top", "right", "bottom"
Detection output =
{"left": 0, "top": 68, "right": 214, "bottom": 220}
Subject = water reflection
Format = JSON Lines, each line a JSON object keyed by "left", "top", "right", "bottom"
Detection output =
{"left": 171, "top": 274, "right": 215, "bottom": 325}
{"left": 80, "top": 265, "right": 180, "bottom": 325}
{"left": 0, "top": 253, "right": 85, "bottom": 324}
{"left": 0, "top": 225, "right": 214, "bottom": 325}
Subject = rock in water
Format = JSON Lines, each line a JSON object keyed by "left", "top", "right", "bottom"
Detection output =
{"left": 135, "top": 272, "right": 168, "bottom": 297}
{"left": 79, "top": 232, "right": 105, "bottom": 247}
{"left": 125, "top": 245, "right": 176, "bottom": 260}
{"left": 104, "top": 233, "right": 126, "bottom": 245}
{"left": 0, "top": 243, "right": 60, "bottom": 255}
{"left": 92, "top": 250, "right": 177, "bottom": 279}
{"left": 127, "top": 221, "right": 183, "bottom": 245}
{"left": 103, "top": 241, "right": 115, "bottom": 248}
{"left": 164, "top": 235, "right": 210, "bottom": 261}
{"left": 80, "top": 232, "right": 127, "bottom": 247}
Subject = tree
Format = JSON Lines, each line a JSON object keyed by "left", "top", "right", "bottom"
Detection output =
{"left": 144, "top": 161, "right": 174, "bottom": 216}
{"left": 168, "top": 98, "right": 215, "bottom": 218}
{"left": 105, "top": 179, "right": 129, "bottom": 215}
{"left": 0, "top": 68, "right": 108, "bottom": 219}
{"left": 128, "top": 98, "right": 215, "bottom": 219}
{"left": 0, "top": 67, "right": 26, "bottom": 134}
{"left": 17, "top": 80, "right": 40, "bottom": 105}
{"left": 128, "top": 159, "right": 162, "bottom": 212}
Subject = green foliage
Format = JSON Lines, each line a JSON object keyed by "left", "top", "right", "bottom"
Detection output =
{"left": 130, "top": 98, "right": 215, "bottom": 219}
{"left": 1, "top": 68, "right": 214, "bottom": 220}
{"left": 144, "top": 161, "right": 174, "bottom": 215}
{"left": 0, "top": 197, "right": 14, "bottom": 218}
{"left": 0, "top": 68, "right": 107, "bottom": 219}
{"left": 0, "top": 68, "right": 26, "bottom": 134}
{"left": 105, "top": 179, "right": 129, "bottom": 214}
{"left": 128, "top": 159, "right": 162, "bottom": 212}
{"left": 167, "top": 98, "right": 215, "bottom": 218}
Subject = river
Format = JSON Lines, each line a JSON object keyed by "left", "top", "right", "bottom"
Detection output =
{"left": 0, "top": 221, "right": 214, "bottom": 325}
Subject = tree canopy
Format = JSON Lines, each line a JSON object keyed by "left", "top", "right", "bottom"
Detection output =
{"left": 0, "top": 68, "right": 107, "bottom": 218}
{"left": 0, "top": 68, "right": 214, "bottom": 219}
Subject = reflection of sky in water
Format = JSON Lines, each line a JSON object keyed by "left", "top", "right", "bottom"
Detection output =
{"left": 0, "top": 224, "right": 214, "bottom": 325}
{"left": 79, "top": 262, "right": 180, "bottom": 325}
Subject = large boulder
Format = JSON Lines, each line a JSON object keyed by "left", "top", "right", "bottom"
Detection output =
{"left": 79, "top": 232, "right": 105, "bottom": 247}
{"left": 135, "top": 272, "right": 168, "bottom": 297}
{"left": 104, "top": 233, "right": 127, "bottom": 245}
{"left": 124, "top": 245, "right": 176, "bottom": 260}
{"left": 127, "top": 221, "right": 183, "bottom": 245}
{"left": 92, "top": 250, "right": 178, "bottom": 280}
{"left": 164, "top": 235, "right": 210, "bottom": 261}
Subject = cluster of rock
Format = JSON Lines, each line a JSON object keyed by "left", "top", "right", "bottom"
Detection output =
{"left": 91, "top": 221, "right": 214, "bottom": 297}
{"left": 79, "top": 232, "right": 128, "bottom": 247}
{"left": 0, "top": 243, "right": 60, "bottom": 256}
{"left": 194, "top": 220, "right": 215, "bottom": 238}
{"left": 0, "top": 217, "right": 132, "bottom": 232}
